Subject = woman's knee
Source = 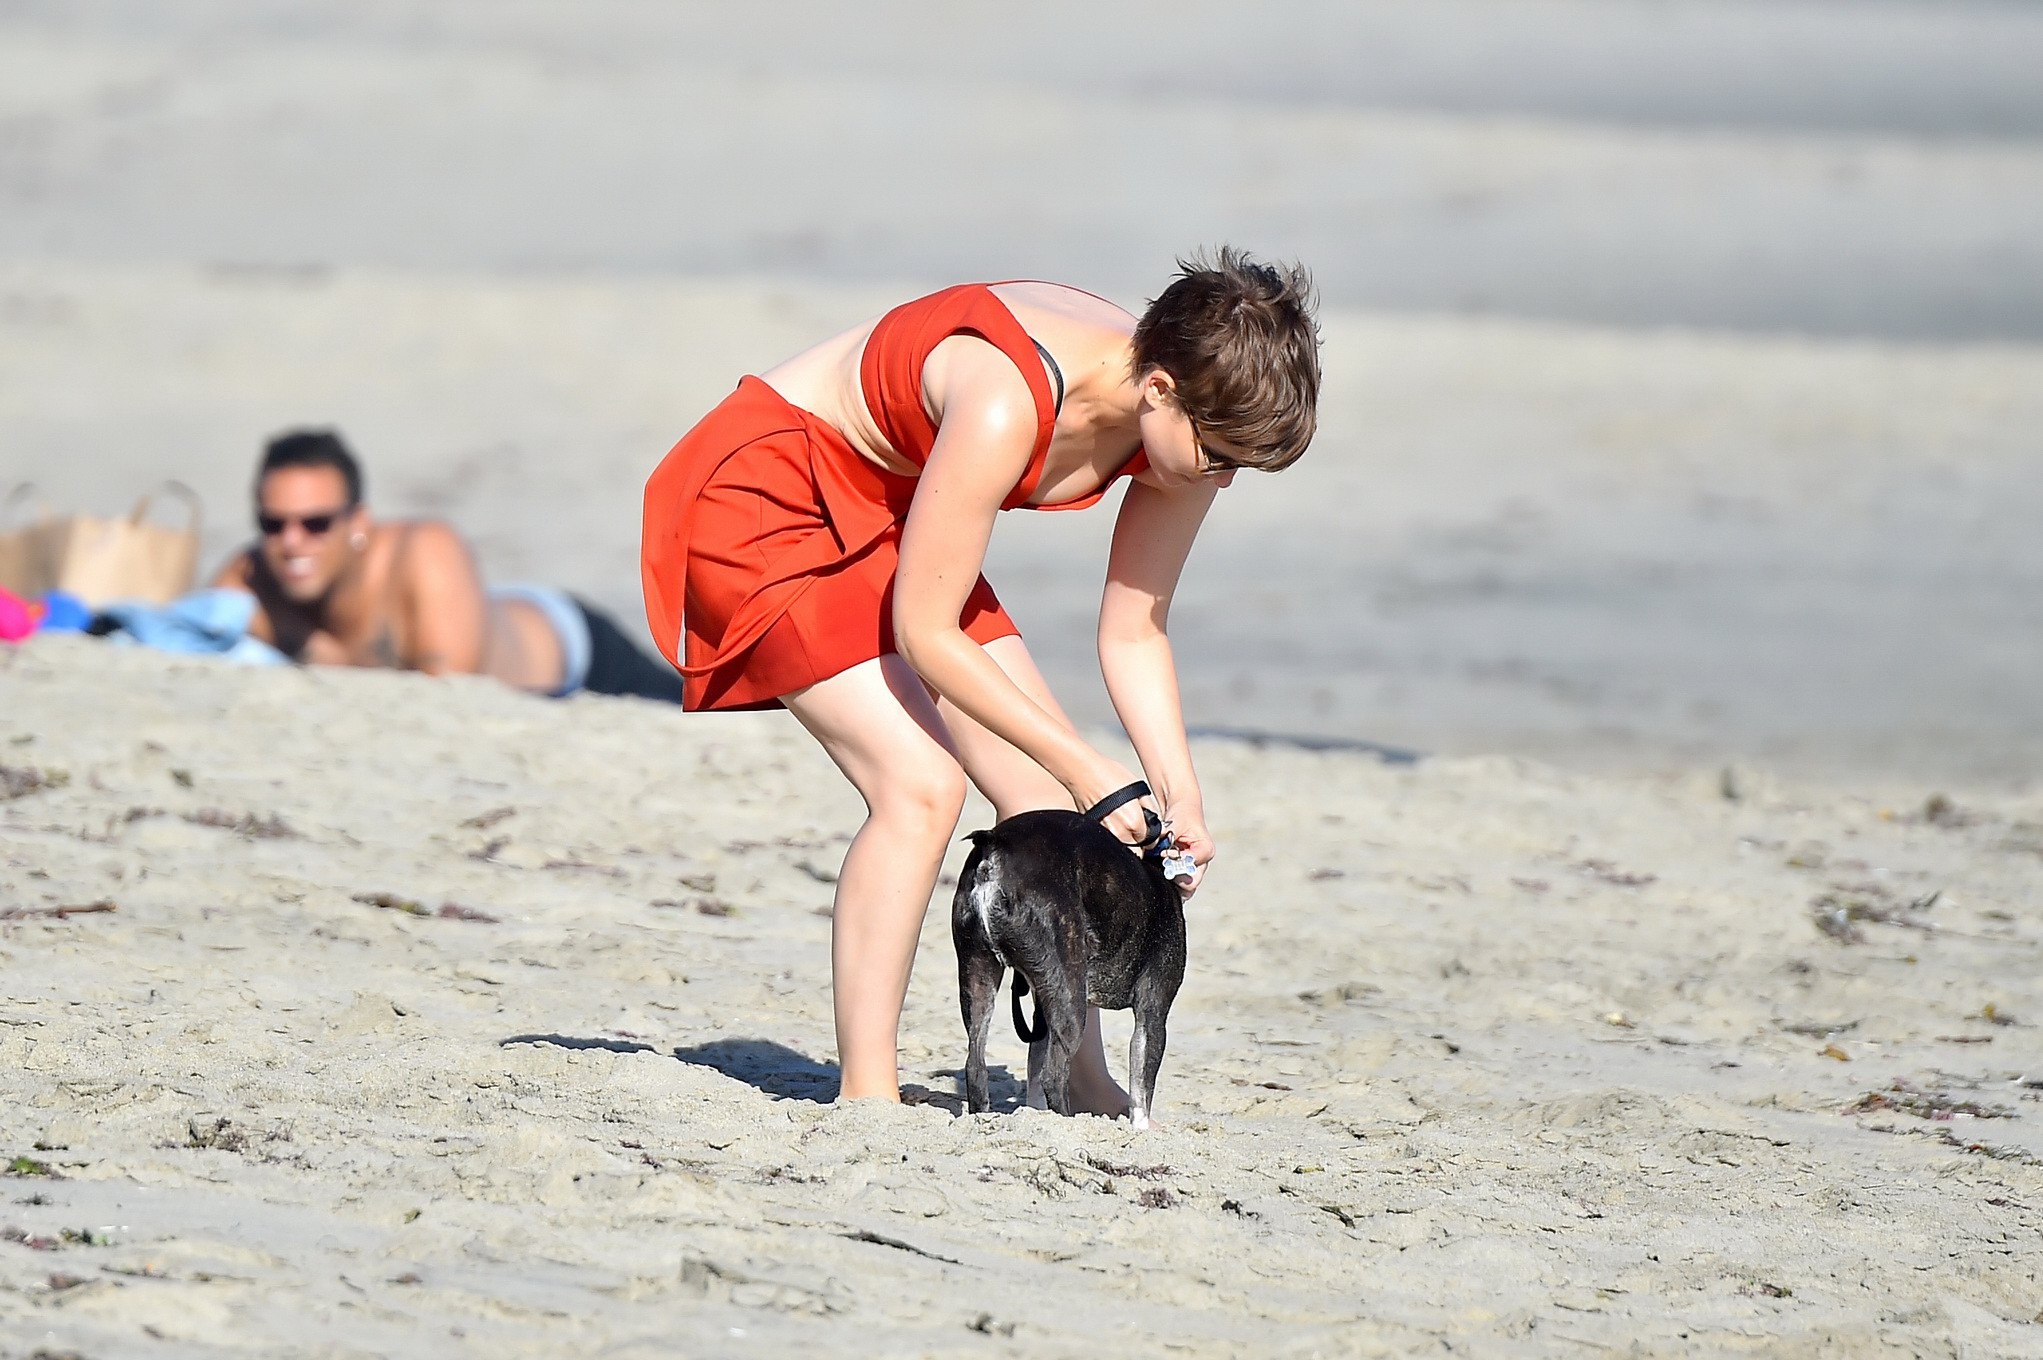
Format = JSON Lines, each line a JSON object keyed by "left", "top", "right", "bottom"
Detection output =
{"left": 868, "top": 753, "right": 968, "bottom": 835}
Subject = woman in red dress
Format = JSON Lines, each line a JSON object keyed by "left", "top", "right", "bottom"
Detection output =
{"left": 643, "top": 250, "right": 1320, "bottom": 1111}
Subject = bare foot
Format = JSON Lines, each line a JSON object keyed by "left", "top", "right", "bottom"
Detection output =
{"left": 1068, "top": 1007, "right": 1133, "bottom": 1116}
{"left": 835, "top": 1076, "right": 901, "bottom": 1103}
{"left": 1066, "top": 1057, "right": 1133, "bottom": 1118}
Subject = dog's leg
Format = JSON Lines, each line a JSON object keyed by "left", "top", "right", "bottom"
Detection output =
{"left": 1127, "top": 965, "right": 1179, "bottom": 1131}
{"left": 957, "top": 945, "right": 1004, "bottom": 1114}
{"left": 1025, "top": 1033, "right": 1049, "bottom": 1110}
{"left": 1125, "top": 1025, "right": 1166, "bottom": 1131}
{"left": 1015, "top": 964, "right": 1060, "bottom": 1111}
{"left": 1126, "top": 1024, "right": 1154, "bottom": 1131}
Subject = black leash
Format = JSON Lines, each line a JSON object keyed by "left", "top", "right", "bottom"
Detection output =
{"left": 1094, "top": 781, "right": 1194, "bottom": 880}
{"left": 1010, "top": 974, "right": 1047, "bottom": 1043}
{"left": 1083, "top": 779, "right": 1163, "bottom": 849}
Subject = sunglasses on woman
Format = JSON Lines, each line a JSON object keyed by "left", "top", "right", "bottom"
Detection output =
{"left": 257, "top": 507, "right": 352, "bottom": 537}
{"left": 1189, "top": 420, "right": 1247, "bottom": 475}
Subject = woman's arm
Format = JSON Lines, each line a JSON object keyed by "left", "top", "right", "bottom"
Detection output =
{"left": 1099, "top": 477, "right": 1221, "bottom": 887}
{"left": 893, "top": 339, "right": 1145, "bottom": 826}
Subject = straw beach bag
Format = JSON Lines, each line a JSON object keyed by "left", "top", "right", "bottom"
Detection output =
{"left": 0, "top": 482, "right": 202, "bottom": 608}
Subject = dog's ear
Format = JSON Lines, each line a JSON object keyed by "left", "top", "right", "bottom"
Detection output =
{"left": 960, "top": 829, "right": 993, "bottom": 847}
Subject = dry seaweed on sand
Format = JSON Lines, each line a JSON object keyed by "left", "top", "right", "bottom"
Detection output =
{"left": 1780, "top": 1018, "right": 1859, "bottom": 1038}
{"left": 435, "top": 902, "right": 500, "bottom": 924}
{"left": 354, "top": 890, "right": 427, "bottom": 915}
{"left": 185, "top": 1114, "right": 250, "bottom": 1152}
{"left": 542, "top": 856, "right": 625, "bottom": 878}
{"left": 0, "top": 765, "right": 68, "bottom": 801}
{"left": 1920, "top": 1128, "right": 2038, "bottom": 1164}
{"left": 0, "top": 900, "right": 115, "bottom": 921}
{"left": 351, "top": 892, "right": 498, "bottom": 923}
{"left": 1919, "top": 793, "right": 1977, "bottom": 828}
{"left": 1846, "top": 1082, "right": 2035, "bottom": 1163}
{"left": 1081, "top": 1153, "right": 1174, "bottom": 1181}
{"left": 651, "top": 896, "right": 734, "bottom": 917}
{"left": 1575, "top": 858, "right": 1657, "bottom": 887}
{"left": 183, "top": 808, "right": 299, "bottom": 839}
{"left": 1809, "top": 886, "right": 1942, "bottom": 943}
{"left": 1809, "top": 902, "right": 1864, "bottom": 944}
{"left": 1844, "top": 1079, "right": 2015, "bottom": 1121}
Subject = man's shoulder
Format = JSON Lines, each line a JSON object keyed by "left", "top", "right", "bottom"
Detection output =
{"left": 385, "top": 519, "right": 481, "bottom": 588}
{"left": 384, "top": 518, "right": 473, "bottom": 557}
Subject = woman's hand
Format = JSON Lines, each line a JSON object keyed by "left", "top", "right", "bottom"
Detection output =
{"left": 1161, "top": 804, "right": 1216, "bottom": 896}
{"left": 1067, "top": 754, "right": 1159, "bottom": 850}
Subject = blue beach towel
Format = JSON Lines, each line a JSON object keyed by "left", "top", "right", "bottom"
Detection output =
{"left": 93, "top": 589, "right": 288, "bottom": 666}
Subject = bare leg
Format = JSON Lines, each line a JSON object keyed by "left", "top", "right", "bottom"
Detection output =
{"left": 784, "top": 655, "right": 966, "bottom": 1103}
{"left": 936, "top": 635, "right": 1132, "bottom": 1118}
{"left": 1035, "top": 956, "right": 1091, "bottom": 1116}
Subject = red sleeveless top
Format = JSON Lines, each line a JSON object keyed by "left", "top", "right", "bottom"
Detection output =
{"left": 642, "top": 283, "right": 1148, "bottom": 709}
{"left": 859, "top": 283, "right": 1149, "bottom": 509}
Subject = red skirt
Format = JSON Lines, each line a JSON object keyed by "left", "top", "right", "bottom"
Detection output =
{"left": 642, "top": 377, "right": 1019, "bottom": 711}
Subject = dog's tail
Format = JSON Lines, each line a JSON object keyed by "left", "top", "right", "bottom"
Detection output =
{"left": 956, "top": 828, "right": 1042, "bottom": 1042}
{"left": 1010, "top": 973, "right": 1048, "bottom": 1044}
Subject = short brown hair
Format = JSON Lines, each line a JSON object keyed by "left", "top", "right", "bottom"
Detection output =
{"left": 1131, "top": 247, "right": 1321, "bottom": 471}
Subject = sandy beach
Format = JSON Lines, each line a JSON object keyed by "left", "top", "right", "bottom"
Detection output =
{"left": 3, "top": 641, "right": 2042, "bottom": 1355}
{"left": 7, "top": 2, "right": 2043, "bottom": 785}
{"left": 6, "top": 2, "right": 2043, "bottom": 1354}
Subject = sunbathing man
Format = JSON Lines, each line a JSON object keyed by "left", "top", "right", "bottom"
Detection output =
{"left": 643, "top": 251, "right": 1320, "bottom": 1109}
{"left": 215, "top": 429, "right": 682, "bottom": 700}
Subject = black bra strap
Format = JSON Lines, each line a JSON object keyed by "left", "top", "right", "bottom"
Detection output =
{"left": 1031, "top": 338, "right": 1065, "bottom": 415}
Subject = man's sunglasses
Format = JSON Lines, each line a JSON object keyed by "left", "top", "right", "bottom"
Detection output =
{"left": 257, "top": 507, "right": 353, "bottom": 537}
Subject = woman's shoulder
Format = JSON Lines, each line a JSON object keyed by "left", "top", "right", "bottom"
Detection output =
{"left": 986, "top": 280, "right": 1131, "bottom": 325}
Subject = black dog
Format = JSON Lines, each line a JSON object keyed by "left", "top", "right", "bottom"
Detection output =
{"left": 951, "top": 796, "right": 1188, "bottom": 1127}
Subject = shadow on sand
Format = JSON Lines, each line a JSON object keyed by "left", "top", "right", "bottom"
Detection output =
{"left": 1186, "top": 725, "right": 1423, "bottom": 765}
{"left": 501, "top": 1032, "right": 658, "bottom": 1056}
{"left": 671, "top": 1037, "right": 843, "bottom": 1103}
{"left": 501, "top": 1033, "right": 1030, "bottom": 1114}
{"left": 929, "top": 1066, "right": 1027, "bottom": 1115}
